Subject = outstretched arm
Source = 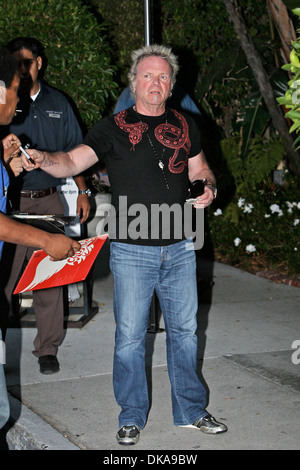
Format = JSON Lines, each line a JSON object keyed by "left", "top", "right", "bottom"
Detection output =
{"left": 0, "top": 213, "right": 81, "bottom": 261}
{"left": 22, "top": 144, "right": 98, "bottom": 179}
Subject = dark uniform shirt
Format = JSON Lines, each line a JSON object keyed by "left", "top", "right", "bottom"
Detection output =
{"left": 2, "top": 80, "right": 82, "bottom": 191}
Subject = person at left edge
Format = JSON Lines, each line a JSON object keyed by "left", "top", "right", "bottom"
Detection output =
{"left": 0, "top": 37, "right": 90, "bottom": 375}
{"left": 0, "top": 47, "right": 80, "bottom": 433}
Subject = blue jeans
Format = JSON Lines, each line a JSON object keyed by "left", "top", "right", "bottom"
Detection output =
{"left": 0, "top": 330, "right": 9, "bottom": 430}
{"left": 110, "top": 239, "right": 208, "bottom": 429}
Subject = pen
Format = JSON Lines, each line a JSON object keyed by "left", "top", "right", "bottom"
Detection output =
{"left": 19, "top": 146, "right": 35, "bottom": 165}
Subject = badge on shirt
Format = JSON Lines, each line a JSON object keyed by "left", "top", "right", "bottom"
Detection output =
{"left": 46, "top": 110, "right": 62, "bottom": 119}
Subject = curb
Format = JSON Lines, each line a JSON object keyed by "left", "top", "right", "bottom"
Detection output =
{"left": 256, "top": 271, "right": 300, "bottom": 288}
{"left": 3, "top": 393, "right": 80, "bottom": 450}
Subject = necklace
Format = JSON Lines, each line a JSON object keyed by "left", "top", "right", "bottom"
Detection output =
{"left": 134, "top": 107, "right": 170, "bottom": 190}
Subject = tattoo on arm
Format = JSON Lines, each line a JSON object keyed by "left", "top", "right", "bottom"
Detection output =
{"left": 42, "top": 157, "right": 58, "bottom": 168}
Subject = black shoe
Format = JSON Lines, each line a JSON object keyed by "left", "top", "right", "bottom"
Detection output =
{"left": 38, "top": 355, "right": 60, "bottom": 374}
{"left": 181, "top": 414, "right": 228, "bottom": 434}
{"left": 116, "top": 425, "right": 140, "bottom": 445}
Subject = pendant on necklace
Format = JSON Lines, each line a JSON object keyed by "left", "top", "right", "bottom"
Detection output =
{"left": 158, "top": 160, "right": 164, "bottom": 170}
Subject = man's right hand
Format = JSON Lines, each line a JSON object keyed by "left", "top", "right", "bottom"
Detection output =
{"left": 21, "top": 148, "right": 45, "bottom": 170}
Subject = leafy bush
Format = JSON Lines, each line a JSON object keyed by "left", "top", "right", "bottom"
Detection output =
{"left": 277, "top": 8, "right": 300, "bottom": 148}
{"left": 207, "top": 177, "right": 300, "bottom": 275}
{"left": 219, "top": 135, "right": 286, "bottom": 196}
{"left": 91, "top": 0, "right": 144, "bottom": 85}
{"left": 0, "top": 0, "right": 118, "bottom": 129}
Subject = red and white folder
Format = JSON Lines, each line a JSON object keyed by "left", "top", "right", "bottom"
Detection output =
{"left": 13, "top": 235, "right": 108, "bottom": 294}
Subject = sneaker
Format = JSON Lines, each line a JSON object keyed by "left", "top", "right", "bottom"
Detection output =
{"left": 182, "top": 414, "right": 228, "bottom": 434}
{"left": 116, "top": 425, "right": 140, "bottom": 445}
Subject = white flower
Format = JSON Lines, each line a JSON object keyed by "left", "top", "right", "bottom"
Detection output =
{"left": 234, "top": 237, "right": 241, "bottom": 247}
{"left": 243, "top": 203, "right": 254, "bottom": 213}
{"left": 270, "top": 204, "right": 283, "bottom": 216}
{"left": 270, "top": 203, "right": 280, "bottom": 212}
{"left": 214, "top": 208, "right": 222, "bottom": 216}
{"left": 245, "top": 244, "right": 256, "bottom": 253}
{"left": 294, "top": 219, "right": 300, "bottom": 226}
{"left": 286, "top": 201, "right": 293, "bottom": 213}
{"left": 237, "top": 198, "right": 245, "bottom": 208}
{"left": 294, "top": 247, "right": 298, "bottom": 251}
{"left": 264, "top": 214, "right": 270, "bottom": 218}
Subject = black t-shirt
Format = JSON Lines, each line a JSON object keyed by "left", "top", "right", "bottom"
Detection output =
{"left": 84, "top": 106, "right": 202, "bottom": 245}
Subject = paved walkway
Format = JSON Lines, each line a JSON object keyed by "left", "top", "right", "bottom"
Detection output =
{"left": 1, "top": 250, "right": 299, "bottom": 451}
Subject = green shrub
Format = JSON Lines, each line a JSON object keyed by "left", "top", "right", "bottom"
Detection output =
{"left": 0, "top": 0, "right": 118, "bottom": 129}
{"left": 207, "top": 177, "right": 300, "bottom": 274}
{"left": 277, "top": 8, "right": 300, "bottom": 148}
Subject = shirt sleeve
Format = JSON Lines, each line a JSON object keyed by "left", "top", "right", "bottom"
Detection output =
{"left": 62, "top": 101, "right": 83, "bottom": 151}
{"left": 83, "top": 117, "right": 113, "bottom": 166}
{"left": 185, "top": 112, "right": 202, "bottom": 158}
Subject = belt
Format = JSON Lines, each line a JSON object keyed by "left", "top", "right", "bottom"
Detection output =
{"left": 20, "top": 187, "right": 57, "bottom": 198}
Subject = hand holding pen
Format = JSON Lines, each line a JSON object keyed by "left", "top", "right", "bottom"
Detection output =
{"left": 19, "top": 144, "right": 36, "bottom": 164}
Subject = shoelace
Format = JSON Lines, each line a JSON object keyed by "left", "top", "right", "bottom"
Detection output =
{"left": 122, "top": 426, "right": 137, "bottom": 436}
{"left": 194, "top": 415, "right": 212, "bottom": 426}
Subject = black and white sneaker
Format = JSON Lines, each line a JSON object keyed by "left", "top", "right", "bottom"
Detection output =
{"left": 116, "top": 425, "right": 140, "bottom": 445}
{"left": 182, "top": 414, "right": 228, "bottom": 434}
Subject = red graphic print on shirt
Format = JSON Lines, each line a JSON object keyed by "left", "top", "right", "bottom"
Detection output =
{"left": 114, "top": 110, "right": 148, "bottom": 150}
{"left": 114, "top": 109, "right": 191, "bottom": 174}
{"left": 155, "top": 109, "right": 190, "bottom": 174}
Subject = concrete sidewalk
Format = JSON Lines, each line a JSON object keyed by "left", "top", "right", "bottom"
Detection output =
{"left": 1, "top": 254, "right": 300, "bottom": 451}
